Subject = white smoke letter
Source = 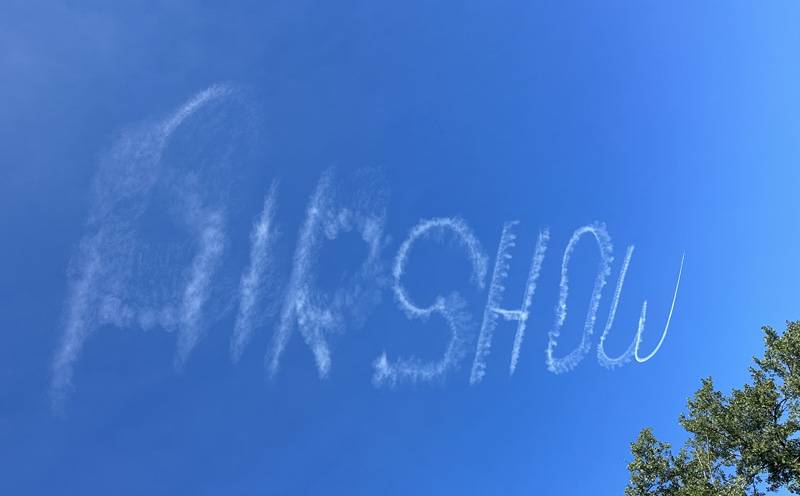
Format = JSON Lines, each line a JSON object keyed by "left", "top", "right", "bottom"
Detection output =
{"left": 469, "top": 222, "right": 550, "bottom": 384}
{"left": 267, "top": 169, "right": 387, "bottom": 379}
{"left": 596, "top": 249, "right": 685, "bottom": 367}
{"left": 373, "top": 218, "right": 488, "bottom": 386}
{"left": 230, "top": 181, "right": 280, "bottom": 362}
{"left": 545, "top": 223, "right": 613, "bottom": 374}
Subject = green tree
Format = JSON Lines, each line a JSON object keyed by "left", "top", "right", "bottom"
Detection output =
{"left": 626, "top": 321, "right": 800, "bottom": 495}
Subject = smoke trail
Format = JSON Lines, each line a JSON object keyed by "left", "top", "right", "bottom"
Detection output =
{"left": 596, "top": 245, "right": 639, "bottom": 369}
{"left": 50, "top": 85, "right": 232, "bottom": 407}
{"left": 469, "top": 221, "right": 519, "bottom": 384}
{"left": 267, "top": 168, "right": 387, "bottom": 379}
{"left": 634, "top": 253, "right": 685, "bottom": 363}
{"left": 545, "top": 223, "right": 613, "bottom": 374}
{"left": 162, "top": 85, "right": 232, "bottom": 138}
{"left": 175, "top": 210, "right": 226, "bottom": 368}
{"left": 595, "top": 250, "right": 684, "bottom": 367}
{"left": 230, "top": 182, "right": 279, "bottom": 362}
{"left": 508, "top": 228, "right": 549, "bottom": 376}
{"left": 267, "top": 172, "right": 334, "bottom": 377}
{"left": 391, "top": 218, "right": 488, "bottom": 317}
{"left": 50, "top": 247, "right": 101, "bottom": 408}
{"left": 469, "top": 224, "right": 549, "bottom": 384}
{"left": 373, "top": 294, "right": 471, "bottom": 386}
{"left": 373, "top": 217, "right": 487, "bottom": 387}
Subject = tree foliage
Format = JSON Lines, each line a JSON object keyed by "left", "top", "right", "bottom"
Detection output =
{"left": 626, "top": 321, "right": 800, "bottom": 495}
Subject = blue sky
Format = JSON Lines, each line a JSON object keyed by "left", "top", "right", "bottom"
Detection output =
{"left": 2, "top": 1, "right": 800, "bottom": 494}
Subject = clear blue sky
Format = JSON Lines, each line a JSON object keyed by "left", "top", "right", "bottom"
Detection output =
{"left": 2, "top": 1, "right": 800, "bottom": 494}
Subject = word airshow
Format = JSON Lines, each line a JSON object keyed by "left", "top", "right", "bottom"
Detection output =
{"left": 51, "top": 85, "right": 685, "bottom": 407}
